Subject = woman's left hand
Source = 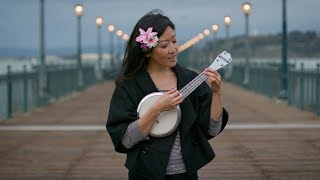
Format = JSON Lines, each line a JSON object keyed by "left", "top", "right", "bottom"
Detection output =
{"left": 205, "top": 68, "right": 222, "bottom": 94}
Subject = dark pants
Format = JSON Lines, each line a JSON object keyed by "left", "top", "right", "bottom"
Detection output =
{"left": 129, "top": 171, "right": 198, "bottom": 180}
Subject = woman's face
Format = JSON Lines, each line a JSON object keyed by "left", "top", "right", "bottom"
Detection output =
{"left": 146, "top": 26, "right": 178, "bottom": 69}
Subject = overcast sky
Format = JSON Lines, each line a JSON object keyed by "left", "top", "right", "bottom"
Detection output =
{"left": 0, "top": 0, "right": 319, "bottom": 51}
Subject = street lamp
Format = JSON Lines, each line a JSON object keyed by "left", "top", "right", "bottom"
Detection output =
{"left": 242, "top": 1, "right": 252, "bottom": 86}
{"left": 122, "top": 33, "right": 129, "bottom": 41}
{"left": 116, "top": 30, "right": 124, "bottom": 59}
{"left": 279, "top": 0, "right": 288, "bottom": 99}
{"left": 212, "top": 24, "right": 219, "bottom": 40}
{"left": 203, "top": 29, "right": 210, "bottom": 36}
{"left": 198, "top": 33, "right": 204, "bottom": 40}
{"left": 223, "top": 16, "right": 231, "bottom": 39}
{"left": 107, "top": 24, "right": 115, "bottom": 68}
{"left": 74, "top": 4, "right": 84, "bottom": 89}
{"left": 203, "top": 28, "right": 210, "bottom": 46}
{"left": 96, "top": 16, "right": 103, "bottom": 80}
{"left": 39, "top": 0, "right": 47, "bottom": 104}
{"left": 116, "top": 29, "right": 123, "bottom": 37}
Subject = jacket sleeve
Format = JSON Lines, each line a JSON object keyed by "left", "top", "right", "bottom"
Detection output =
{"left": 106, "top": 84, "right": 139, "bottom": 153}
{"left": 196, "top": 81, "right": 229, "bottom": 140}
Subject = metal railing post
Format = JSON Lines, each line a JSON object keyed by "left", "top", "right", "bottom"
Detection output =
{"left": 7, "top": 65, "right": 12, "bottom": 119}
{"left": 23, "top": 65, "right": 28, "bottom": 112}
{"left": 316, "top": 64, "right": 320, "bottom": 116}
{"left": 299, "top": 63, "right": 304, "bottom": 110}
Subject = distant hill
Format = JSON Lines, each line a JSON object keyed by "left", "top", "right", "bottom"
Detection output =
{"left": 180, "top": 30, "right": 320, "bottom": 60}
{"left": 2, "top": 30, "right": 319, "bottom": 59}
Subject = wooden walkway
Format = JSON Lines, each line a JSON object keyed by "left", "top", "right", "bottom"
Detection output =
{"left": 0, "top": 81, "right": 320, "bottom": 179}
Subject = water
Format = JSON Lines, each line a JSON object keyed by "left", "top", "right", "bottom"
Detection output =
{"left": 0, "top": 57, "right": 36, "bottom": 74}
{"left": 232, "top": 58, "right": 320, "bottom": 71}
{"left": 2, "top": 56, "right": 319, "bottom": 76}
{"left": 0, "top": 56, "right": 118, "bottom": 79}
{"left": 0, "top": 56, "right": 81, "bottom": 75}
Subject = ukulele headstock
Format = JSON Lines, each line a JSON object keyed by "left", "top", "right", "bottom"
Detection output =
{"left": 209, "top": 51, "right": 232, "bottom": 70}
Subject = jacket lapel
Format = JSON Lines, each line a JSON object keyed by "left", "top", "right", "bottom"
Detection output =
{"left": 134, "top": 69, "right": 158, "bottom": 95}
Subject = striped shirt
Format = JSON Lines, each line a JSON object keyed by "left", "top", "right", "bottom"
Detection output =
{"left": 122, "top": 116, "right": 223, "bottom": 175}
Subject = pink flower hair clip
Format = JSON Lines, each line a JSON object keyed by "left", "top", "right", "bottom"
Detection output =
{"left": 135, "top": 27, "right": 159, "bottom": 51}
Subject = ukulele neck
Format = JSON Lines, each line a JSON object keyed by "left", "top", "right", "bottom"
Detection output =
{"left": 179, "top": 71, "right": 207, "bottom": 98}
{"left": 178, "top": 51, "right": 232, "bottom": 99}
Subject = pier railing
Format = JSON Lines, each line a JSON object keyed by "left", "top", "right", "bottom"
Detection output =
{"left": 226, "top": 61, "right": 320, "bottom": 116}
{"left": 0, "top": 64, "right": 97, "bottom": 120}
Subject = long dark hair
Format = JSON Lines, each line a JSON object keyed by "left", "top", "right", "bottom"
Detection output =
{"left": 115, "top": 9, "right": 175, "bottom": 85}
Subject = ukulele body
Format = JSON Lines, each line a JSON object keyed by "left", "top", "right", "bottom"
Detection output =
{"left": 137, "top": 92, "right": 181, "bottom": 138}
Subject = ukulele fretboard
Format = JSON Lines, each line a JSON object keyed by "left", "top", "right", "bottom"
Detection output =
{"left": 180, "top": 71, "right": 207, "bottom": 98}
{"left": 178, "top": 51, "right": 232, "bottom": 99}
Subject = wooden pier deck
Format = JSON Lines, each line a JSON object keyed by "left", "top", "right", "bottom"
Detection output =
{"left": 1, "top": 81, "right": 320, "bottom": 179}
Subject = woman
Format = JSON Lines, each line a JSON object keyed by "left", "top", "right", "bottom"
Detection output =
{"left": 106, "top": 9, "right": 229, "bottom": 180}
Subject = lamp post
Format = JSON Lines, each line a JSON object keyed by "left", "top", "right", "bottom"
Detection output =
{"left": 74, "top": 4, "right": 84, "bottom": 89}
{"left": 116, "top": 30, "right": 123, "bottom": 38}
{"left": 116, "top": 29, "right": 123, "bottom": 60}
{"left": 223, "top": 16, "right": 231, "bottom": 39}
{"left": 39, "top": 0, "right": 47, "bottom": 104}
{"left": 107, "top": 24, "right": 115, "bottom": 68}
{"left": 197, "top": 33, "right": 204, "bottom": 68}
{"left": 242, "top": 1, "right": 252, "bottom": 86}
{"left": 203, "top": 29, "right": 210, "bottom": 65}
{"left": 212, "top": 24, "right": 219, "bottom": 40}
{"left": 203, "top": 28, "right": 210, "bottom": 46}
{"left": 96, "top": 17, "right": 103, "bottom": 80}
{"left": 122, "top": 33, "right": 129, "bottom": 41}
{"left": 279, "top": 0, "right": 288, "bottom": 99}
{"left": 203, "top": 29, "right": 210, "bottom": 36}
{"left": 197, "top": 33, "right": 204, "bottom": 42}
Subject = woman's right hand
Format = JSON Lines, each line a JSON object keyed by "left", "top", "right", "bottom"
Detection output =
{"left": 155, "top": 89, "right": 184, "bottom": 112}
{"left": 138, "top": 89, "right": 183, "bottom": 136}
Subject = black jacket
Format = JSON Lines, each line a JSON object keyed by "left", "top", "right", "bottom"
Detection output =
{"left": 106, "top": 64, "right": 228, "bottom": 179}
